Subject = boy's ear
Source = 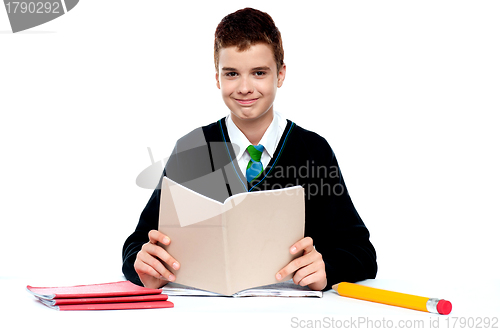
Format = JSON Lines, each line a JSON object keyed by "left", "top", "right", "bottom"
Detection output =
{"left": 215, "top": 72, "right": 221, "bottom": 89}
{"left": 277, "top": 64, "right": 286, "bottom": 88}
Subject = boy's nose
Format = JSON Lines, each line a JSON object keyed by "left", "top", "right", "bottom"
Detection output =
{"left": 237, "top": 76, "right": 254, "bottom": 94}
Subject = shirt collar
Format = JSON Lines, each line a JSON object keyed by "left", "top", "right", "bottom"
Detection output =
{"left": 226, "top": 112, "right": 282, "bottom": 160}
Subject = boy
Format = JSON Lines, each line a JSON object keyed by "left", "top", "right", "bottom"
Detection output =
{"left": 122, "top": 7, "right": 377, "bottom": 291}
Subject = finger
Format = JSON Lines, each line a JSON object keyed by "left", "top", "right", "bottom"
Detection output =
{"left": 142, "top": 242, "right": 180, "bottom": 271}
{"left": 135, "top": 251, "right": 176, "bottom": 282}
{"left": 148, "top": 230, "right": 170, "bottom": 246}
{"left": 293, "top": 249, "right": 323, "bottom": 279}
{"left": 277, "top": 245, "right": 322, "bottom": 281}
{"left": 290, "top": 237, "right": 314, "bottom": 255}
{"left": 296, "top": 268, "right": 326, "bottom": 287}
{"left": 293, "top": 259, "right": 325, "bottom": 286}
{"left": 276, "top": 252, "right": 316, "bottom": 281}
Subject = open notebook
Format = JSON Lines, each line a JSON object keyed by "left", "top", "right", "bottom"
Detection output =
{"left": 158, "top": 176, "right": 306, "bottom": 296}
{"left": 162, "top": 280, "right": 322, "bottom": 298}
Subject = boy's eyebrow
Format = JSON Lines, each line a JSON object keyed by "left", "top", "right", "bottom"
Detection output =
{"left": 221, "top": 66, "right": 271, "bottom": 71}
{"left": 252, "top": 66, "right": 271, "bottom": 71}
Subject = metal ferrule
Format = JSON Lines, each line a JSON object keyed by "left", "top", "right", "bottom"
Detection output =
{"left": 426, "top": 298, "right": 440, "bottom": 314}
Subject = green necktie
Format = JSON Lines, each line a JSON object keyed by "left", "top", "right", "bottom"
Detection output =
{"left": 246, "top": 144, "right": 264, "bottom": 182}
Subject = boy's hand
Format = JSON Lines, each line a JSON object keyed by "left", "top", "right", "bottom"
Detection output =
{"left": 134, "top": 230, "right": 180, "bottom": 289}
{"left": 275, "top": 237, "right": 327, "bottom": 291}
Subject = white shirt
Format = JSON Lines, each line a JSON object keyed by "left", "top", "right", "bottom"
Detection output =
{"left": 226, "top": 111, "right": 288, "bottom": 179}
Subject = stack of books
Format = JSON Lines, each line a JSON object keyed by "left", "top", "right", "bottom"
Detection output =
{"left": 26, "top": 281, "right": 173, "bottom": 310}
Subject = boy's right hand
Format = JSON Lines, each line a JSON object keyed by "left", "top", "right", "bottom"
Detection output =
{"left": 134, "top": 230, "right": 180, "bottom": 289}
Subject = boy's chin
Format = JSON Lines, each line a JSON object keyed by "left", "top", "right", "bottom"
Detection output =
{"left": 231, "top": 109, "right": 273, "bottom": 122}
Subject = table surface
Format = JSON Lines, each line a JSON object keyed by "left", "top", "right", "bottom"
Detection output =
{"left": 2, "top": 275, "right": 498, "bottom": 331}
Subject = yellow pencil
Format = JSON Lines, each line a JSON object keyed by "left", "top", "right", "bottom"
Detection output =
{"left": 332, "top": 282, "right": 452, "bottom": 315}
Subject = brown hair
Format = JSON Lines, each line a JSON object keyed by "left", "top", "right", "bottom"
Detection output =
{"left": 214, "top": 7, "right": 284, "bottom": 74}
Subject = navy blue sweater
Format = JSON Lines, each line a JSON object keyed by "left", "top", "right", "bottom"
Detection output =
{"left": 122, "top": 118, "right": 377, "bottom": 290}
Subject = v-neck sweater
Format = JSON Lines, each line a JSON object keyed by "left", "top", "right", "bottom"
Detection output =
{"left": 122, "top": 118, "right": 377, "bottom": 290}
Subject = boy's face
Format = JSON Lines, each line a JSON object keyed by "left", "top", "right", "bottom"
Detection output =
{"left": 216, "top": 43, "right": 286, "bottom": 123}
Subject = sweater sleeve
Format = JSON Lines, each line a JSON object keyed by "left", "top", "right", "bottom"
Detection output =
{"left": 121, "top": 167, "right": 166, "bottom": 286}
{"left": 303, "top": 136, "right": 377, "bottom": 290}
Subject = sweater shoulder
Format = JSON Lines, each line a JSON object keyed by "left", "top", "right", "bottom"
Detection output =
{"left": 201, "top": 118, "right": 223, "bottom": 138}
{"left": 173, "top": 118, "right": 222, "bottom": 149}
{"left": 291, "top": 122, "right": 331, "bottom": 149}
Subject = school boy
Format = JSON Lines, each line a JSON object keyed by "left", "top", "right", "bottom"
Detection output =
{"left": 122, "top": 8, "right": 377, "bottom": 291}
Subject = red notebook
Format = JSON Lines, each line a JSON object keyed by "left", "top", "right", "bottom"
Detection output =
{"left": 26, "top": 281, "right": 162, "bottom": 299}
{"left": 42, "top": 300, "right": 174, "bottom": 311}
{"left": 27, "top": 281, "right": 173, "bottom": 310}
{"left": 40, "top": 294, "right": 170, "bottom": 306}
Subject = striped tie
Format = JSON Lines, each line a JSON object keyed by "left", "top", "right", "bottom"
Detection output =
{"left": 246, "top": 144, "right": 264, "bottom": 183}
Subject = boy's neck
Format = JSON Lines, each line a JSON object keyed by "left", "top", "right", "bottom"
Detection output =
{"left": 231, "top": 110, "right": 274, "bottom": 146}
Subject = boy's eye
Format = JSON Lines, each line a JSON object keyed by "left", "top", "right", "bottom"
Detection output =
{"left": 254, "top": 71, "right": 266, "bottom": 76}
{"left": 225, "top": 72, "right": 238, "bottom": 77}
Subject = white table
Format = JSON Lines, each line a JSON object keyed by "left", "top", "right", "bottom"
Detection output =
{"left": 2, "top": 276, "right": 498, "bottom": 331}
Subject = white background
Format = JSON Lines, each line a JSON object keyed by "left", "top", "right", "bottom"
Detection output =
{"left": 1, "top": 0, "right": 499, "bottom": 287}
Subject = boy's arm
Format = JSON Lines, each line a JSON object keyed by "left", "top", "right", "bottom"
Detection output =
{"left": 276, "top": 135, "right": 377, "bottom": 292}
{"left": 305, "top": 137, "right": 377, "bottom": 290}
{"left": 122, "top": 172, "right": 164, "bottom": 286}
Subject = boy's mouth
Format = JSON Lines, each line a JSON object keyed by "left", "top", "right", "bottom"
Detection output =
{"left": 235, "top": 98, "right": 258, "bottom": 105}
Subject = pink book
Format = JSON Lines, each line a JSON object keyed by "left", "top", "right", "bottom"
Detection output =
{"left": 40, "top": 294, "right": 170, "bottom": 306}
{"left": 41, "top": 300, "right": 174, "bottom": 311}
{"left": 26, "top": 281, "right": 162, "bottom": 299}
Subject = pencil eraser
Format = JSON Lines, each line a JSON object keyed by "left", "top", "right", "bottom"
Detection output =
{"left": 437, "top": 300, "right": 452, "bottom": 315}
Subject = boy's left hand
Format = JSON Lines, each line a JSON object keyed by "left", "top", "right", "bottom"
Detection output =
{"left": 275, "top": 237, "right": 327, "bottom": 291}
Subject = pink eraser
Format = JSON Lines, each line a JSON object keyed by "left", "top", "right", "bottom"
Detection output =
{"left": 437, "top": 300, "right": 452, "bottom": 315}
